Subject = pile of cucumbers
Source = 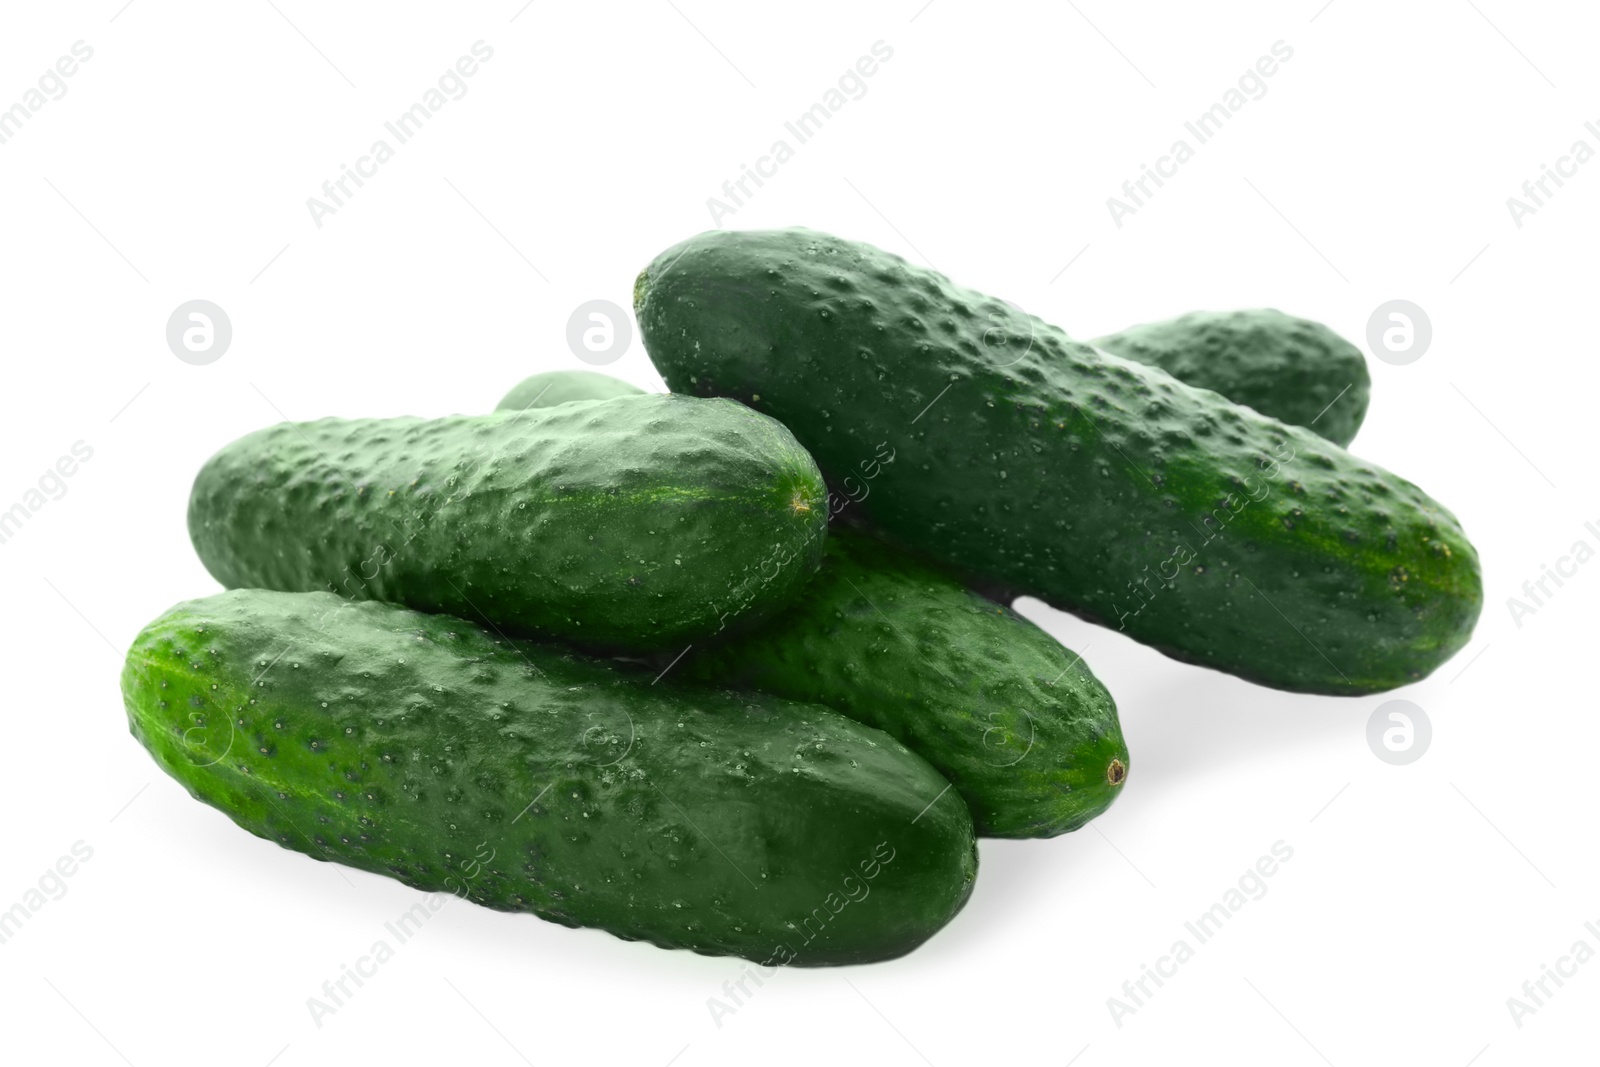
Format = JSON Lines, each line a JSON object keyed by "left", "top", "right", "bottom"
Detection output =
{"left": 123, "top": 228, "right": 1482, "bottom": 966}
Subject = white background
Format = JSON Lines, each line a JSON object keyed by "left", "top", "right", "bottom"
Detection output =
{"left": 0, "top": 2, "right": 1593, "bottom": 1064}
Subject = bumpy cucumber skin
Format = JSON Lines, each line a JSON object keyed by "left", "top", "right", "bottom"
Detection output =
{"left": 486, "top": 372, "right": 1127, "bottom": 836}
{"left": 497, "top": 370, "right": 645, "bottom": 411}
{"left": 678, "top": 528, "right": 1127, "bottom": 838}
{"left": 188, "top": 394, "right": 827, "bottom": 652}
{"left": 635, "top": 229, "right": 1482, "bottom": 695}
{"left": 1092, "top": 310, "right": 1370, "bottom": 447}
{"left": 122, "top": 590, "right": 977, "bottom": 966}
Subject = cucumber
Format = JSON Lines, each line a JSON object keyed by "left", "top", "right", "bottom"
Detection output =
{"left": 497, "top": 370, "right": 645, "bottom": 411}
{"left": 484, "top": 371, "right": 1127, "bottom": 837}
{"left": 1092, "top": 309, "right": 1369, "bottom": 447}
{"left": 677, "top": 527, "right": 1127, "bottom": 837}
{"left": 122, "top": 590, "right": 977, "bottom": 965}
{"left": 634, "top": 228, "right": 1482, "bottom": 694}
{"left": 187, "top": 394, "right": 827, "bottom": 652}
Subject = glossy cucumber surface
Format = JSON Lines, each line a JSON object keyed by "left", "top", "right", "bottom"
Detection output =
{"left": 188, "top": 394, "right": 828, "bottom": 652}
{"left": 123, "top": 590, "right": 978, "bottom": 965}
{"left": 635, "top": 228, "right": 1482, "bottom": 693}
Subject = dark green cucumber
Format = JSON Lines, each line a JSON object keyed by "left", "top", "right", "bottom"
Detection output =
{"left": 188, "top": 394, "right": 827, "bottom": 652}
{"left": 497, "top": 370, "right": 645, "bottom": 411}
{"left": 677, "top": 528, "right": 1127, "bottom": 837}
{"left": 123, "top": 589, "right": 976, "bottom": 966}
{"left": 635, "top": 228, "right": 1482, "bottom": 694}
{"left": 484, "top": 371, "right": 1127, "bottom": 837}
{"left": 1092, "top": 310, "right": 1369, "bottom": 447}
